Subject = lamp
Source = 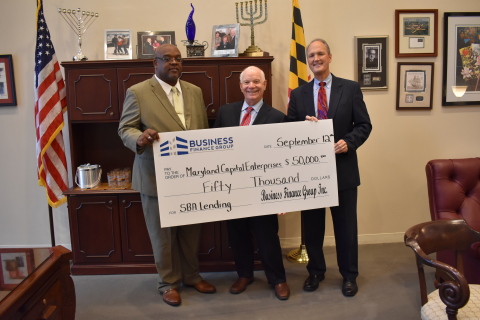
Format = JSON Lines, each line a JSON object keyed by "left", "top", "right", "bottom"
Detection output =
{"left": 452, "top": 86, "right": 467, "bottom": 97}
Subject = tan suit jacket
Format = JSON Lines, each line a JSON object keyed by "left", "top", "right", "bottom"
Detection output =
{"left": 118, "top": 76, "right": 208, "bottom": 196}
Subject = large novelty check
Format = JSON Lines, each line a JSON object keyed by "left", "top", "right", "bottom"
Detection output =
{"left": 153, "top": 120, "right": 338, "bottom": 227}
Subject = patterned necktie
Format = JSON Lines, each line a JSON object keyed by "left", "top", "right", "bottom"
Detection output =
{"left": 171, "top": 87, "right": 185, "bottom": 126}
{"left": 317, "top": 82, "right": 328, "bottom": 120}
{"left": 240, "top": 107, "right": 254, "bottom": 126}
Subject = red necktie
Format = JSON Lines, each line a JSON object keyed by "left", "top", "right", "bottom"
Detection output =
{"left": 240, "top": 107, "right": 254, "bottom": 126}
{"left": 317, "top": 82, "right": 328, "bottom": 119}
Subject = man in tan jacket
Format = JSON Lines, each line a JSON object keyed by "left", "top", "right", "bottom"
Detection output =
{"left": 118, "top": 44, "right": 215, "bottom": 307}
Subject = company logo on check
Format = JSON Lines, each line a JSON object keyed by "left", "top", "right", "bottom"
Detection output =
{"left": 160, "top": 136, "right": 235, "bottom": 156}
{"left": 160, "top": 136, "right": 189, "bottom": 156}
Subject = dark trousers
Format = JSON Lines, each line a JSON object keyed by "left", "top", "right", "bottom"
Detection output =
{"left": 302, "top": 187, "right": 358, "bottom": 279}
{"left": 227, "top": 214, "right": 286, "bottom": 285}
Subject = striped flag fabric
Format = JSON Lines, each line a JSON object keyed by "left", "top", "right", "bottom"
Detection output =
{"left": 35, "top": 0, "right": 69, "bottom": 208}
{"left": 288, "top": 0, "right": 309, "bottom": 103}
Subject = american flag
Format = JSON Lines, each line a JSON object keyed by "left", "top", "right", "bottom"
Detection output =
{"left": 288, "top": 0, "right": 309, "bottom": 104}
{"left": 35, "top": 0, "right": 68, "bottom": 208}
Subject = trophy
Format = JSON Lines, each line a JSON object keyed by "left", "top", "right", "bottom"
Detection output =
{"left": 235, "top": 0, "right": 268, "bottom": 56}
{"left": 58, "top": 8, "right": 99, "bottom": 61}
{"left": 182, "top": 4, "right": 209, "bottom": 57}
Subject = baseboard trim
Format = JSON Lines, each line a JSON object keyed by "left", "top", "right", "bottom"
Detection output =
{"left": 3, "top": 234, "right": 403, "bottom": 252}
{"left": 281, "top": 232, "right": 404, "bottom": 248}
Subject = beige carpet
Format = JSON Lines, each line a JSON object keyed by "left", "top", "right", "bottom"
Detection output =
{"left": 73, "top": 242, "right": 435, "bottom": 320}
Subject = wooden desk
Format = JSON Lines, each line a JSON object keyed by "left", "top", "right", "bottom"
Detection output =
{"left": 0, "top": 246, "right": 75, "bottom": 320}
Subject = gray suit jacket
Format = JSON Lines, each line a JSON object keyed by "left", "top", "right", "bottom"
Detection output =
{"left": 118, "top": 76, "right": 208, "bottom": 196}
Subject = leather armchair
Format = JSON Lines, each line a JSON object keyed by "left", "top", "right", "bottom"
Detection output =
{"left": 425, "top": 157, "right": 480, "bottom": 284}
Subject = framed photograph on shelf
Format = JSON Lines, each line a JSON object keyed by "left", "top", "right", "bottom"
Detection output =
{"left": 396, "top": 62, "right": 434, "bottom": 110}
{"left": 137, "top": 31, "right": 176, "bottom": 59}
{"left": 211, "top": 24, "right": 240, "bottom": 57}
{"left": 0, "top": 54, "right": 17, "bottom": 107}
{"left": 395, "top": 9, "right": 438, "bottom": 57}
{"left": 0, "top": 249, "right": 34, "bottom": 290}
{"left": 104, "top": 29, "right": 132, "bottom": 60}
{"left": 442, "top": 12, "right": 480, "bottom": 106}
{"left": 355, "top": 36, "right": 388, "bottom": 90}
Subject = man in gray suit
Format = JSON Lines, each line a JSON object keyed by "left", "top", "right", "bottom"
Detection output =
{"left": 118, "top": 44, "right": 215, "bottom": 307}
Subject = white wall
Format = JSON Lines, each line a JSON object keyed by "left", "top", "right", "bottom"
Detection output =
{"left": 0, "top": 0, "right": 479, "bottom": 248}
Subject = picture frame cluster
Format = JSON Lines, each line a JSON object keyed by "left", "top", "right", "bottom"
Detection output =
{"left": 104, "top": 25, "right": 241, "bottom": 60}
{"left": 356, "top": 9, "right": 480, "bottom": 108}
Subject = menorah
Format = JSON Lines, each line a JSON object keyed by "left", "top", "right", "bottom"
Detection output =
{"left": 58, "top": 8, "right": 98, "bottom": 61}
{"left": 235, "top": 0, "right": 268, "bottom": 56}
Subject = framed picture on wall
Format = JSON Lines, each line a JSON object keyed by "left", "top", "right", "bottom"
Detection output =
{"left": 354, "top": 36, "right": 388, "bottom": 90}
{"left": 0, "top": 54, "right": 17, "bottom": 107}
{"left": 442, "top": 12, "right": 480, "bottom": 106}
{"left": 211, "top": 24, "right": 240, "bottom": 57}
{"left": 104, "top": 29, "right": 132, "bottom": 60}
{"left": 396, "top": 62, "right": 434, "bottom": 110}
{"left": 137, "top": 31, "right": 176, "bottom": 59}
{"left": 395, "top": 9, "right": 438, "bottom": 57}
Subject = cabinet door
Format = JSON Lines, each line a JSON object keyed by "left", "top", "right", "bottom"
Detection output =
{"left": 118, "top": 194, "right": 154, "bottom": 262}
{"left": 65, "top": 68, "right": 119, "bottom": 121}
{"left": 67, "top": 195, "right": 122, "bottom": 263}
{"left": 198, "top": 222, "right": 222, "bottom": 263}
{"left": 117, "top": 67, "right": 154, "bottom": 115}
{"left": 180, "top": 66, "right": 219, "bottom": 119}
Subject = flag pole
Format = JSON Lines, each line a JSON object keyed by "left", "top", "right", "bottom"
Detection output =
{"left": 48, "top": 205, "right": 56, "bottom": 246}
{"left": 36, "top": 0, "right": 69, "bottom": 248}
{"left": 286, "top": 0, "right": 309, "bottom": 263}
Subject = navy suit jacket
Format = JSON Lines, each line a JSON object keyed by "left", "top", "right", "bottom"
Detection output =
{"left": 214, "top": 101, "right": 286, "bottom": 128}
{"left": 287, "top": 74, "right": 372, "bottom": 190}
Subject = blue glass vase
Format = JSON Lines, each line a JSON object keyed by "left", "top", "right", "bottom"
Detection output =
{"left": 185, "top": 3, "right": 196, "bottom": 44}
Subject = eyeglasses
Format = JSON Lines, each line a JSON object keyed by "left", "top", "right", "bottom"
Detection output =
{"left": 155, "top": 56, "right": 183, "bottom": 63}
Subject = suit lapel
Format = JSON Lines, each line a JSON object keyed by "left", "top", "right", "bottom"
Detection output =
{"left": 303, "top": 81, "right": 316, "bottom": 116}
{"left": 328, "top": 75, "right": 342, "bottom": 119}
{"left": 231, "top": 102, "right": 243, "bottom": 125}
{"left": 149, "top": 77, "right": 185, "bottom": 129}
{"left": 180, "top": 81, "right": 191, "bottom": 129}
{"left": 252, "top": 102, "right": 272, "bottom": 124}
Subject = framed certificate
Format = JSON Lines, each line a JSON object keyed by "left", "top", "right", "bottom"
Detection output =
{"left": 396, "top": 62, "right": 434, "bottom": 110}
{"left": 395, "top": 9, "right": 438, "bottom": 57}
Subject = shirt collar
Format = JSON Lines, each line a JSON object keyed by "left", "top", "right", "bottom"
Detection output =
{"left": 314, "top": 73, "right": 332, "bottom": 89}
{"left": 155, "top": 74, "right": 182, "bottom": 94}
{"left": 242, "top": 99, "right": 264, "bottom": 113}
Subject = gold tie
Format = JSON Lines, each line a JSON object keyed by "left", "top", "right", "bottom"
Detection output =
{"left": 171, "top": 87, "right": 185, "bottom": 126}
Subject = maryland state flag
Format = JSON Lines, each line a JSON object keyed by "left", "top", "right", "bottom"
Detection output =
{"left": 288, "top": 0, "right": 309, "bottom": 103}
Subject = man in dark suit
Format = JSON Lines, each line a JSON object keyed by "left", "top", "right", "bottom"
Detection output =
{"left": 112, "top": 34, "right": 118, "bottom": 55}
{"left": 214, "top": 66, "right": 290, "bottom": 300}
{"left": 365, "top": 48, "right": 378, "bottom": 69}
{"left": 287, "top": 38, "right": 372, "bottom": 297}
{"left": 118, "top": 44, "right": 215, "bottom": 307}
{"left": 217, "top": 35, "right": 233, "bottom": 50}
{"left": 143, "top": 37, "right": 155, "bottom": 55}
{"left": 228, "top": 28, "right": 237, "bottom": 48}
